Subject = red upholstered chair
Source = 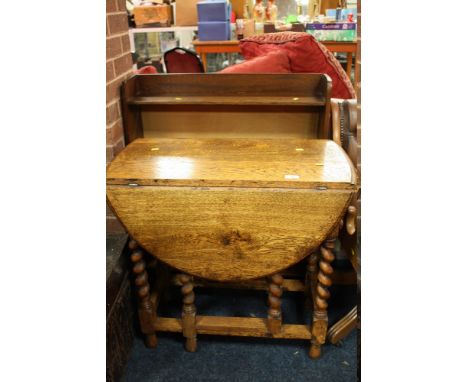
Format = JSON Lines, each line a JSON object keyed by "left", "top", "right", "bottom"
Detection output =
{"left": 218, "top": 50, "right": 292, "bottom": 73}
{"left": 163, "top": 47, "right": 205, "bottom": 73}
{"left": 239, "top": 32, "right": 356, "bottom": 99}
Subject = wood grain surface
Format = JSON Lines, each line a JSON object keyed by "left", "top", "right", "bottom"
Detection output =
{"left": 140, "top": 107, "right": 321, "bottom": 140}
{"left": 107, "top": 138, "right": 356, "bottom": 281}
{"left": 106, "top": 138, "right": 356, "bottom": 189}
{"left": 154, "top": 316, "right": 313, "bottom": 339}
{"left": 131, "top": 73, "right": 329, "bottom": 98}
{"left": 107, "top": 185, "right": 352, "bottom": 281}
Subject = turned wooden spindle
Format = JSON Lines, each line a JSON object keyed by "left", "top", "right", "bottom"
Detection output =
{"left": 179, "top": 273, "right": 197, "bottom": 352}
{"left": 267, "top": 273, "right": 284, "bottom": 334}
{"left": 306, "top": 251, "right": 319, "bottom": 298}
{"left": 310, "top": 238, "right": 335, "bottom": 359}
{"left": 129, "top": 239, "right": 157, "bottom": 348}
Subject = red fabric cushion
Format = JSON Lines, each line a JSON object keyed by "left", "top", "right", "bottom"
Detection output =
{"left": 219, "top": 50, "right": 291, "bottom": 73}
{"left": 240, "top": 32, "right": 356, "bottom": 99}
{"left": 136, "top": 65, "right": 158, "bottom": 74}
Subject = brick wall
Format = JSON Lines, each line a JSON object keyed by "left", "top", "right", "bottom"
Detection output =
{"left": 107, "top": 0, "right": 133, "bottom": 233}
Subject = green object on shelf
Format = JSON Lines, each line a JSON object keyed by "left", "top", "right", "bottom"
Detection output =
{"left": 286, "top": 14, "right": 298, "bottom": 24}
{"left": 305, "top": 23, "right": 357, "bottom": 42}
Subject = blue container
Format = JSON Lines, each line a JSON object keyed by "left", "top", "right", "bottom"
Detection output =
{"left": 197, "top": 0, "right": 231, "bottom": 22}
{"left": 198, "top": 20, "right": 231, "bottom": 41}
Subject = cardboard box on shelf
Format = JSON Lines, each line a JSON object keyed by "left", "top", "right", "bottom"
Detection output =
{"left": 175, "top": 0, "right": 199, "bottom": 26}
{"left": 236, "top": 19, "right": 255, "bottom": 38}
{"left": 134, "top": 4, "right": 172, "bottom": 27}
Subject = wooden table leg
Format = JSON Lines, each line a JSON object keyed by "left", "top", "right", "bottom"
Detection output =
{"left": 307, "top": 251, "right": 319, "bottom": 298}
{"left": 267, "top": 273, "right": 283, "bottom": 334}
{"left": 200, "top": 52, "right": 208, "bottom": 72}
{"left": 309, "top": 237, "right": 336, "bottom": 358}
{"left": 129, "top": 239, "right": 157, "bottom": 348}
{"left": 179, "top": 273, "right": 197, "bottom": 352}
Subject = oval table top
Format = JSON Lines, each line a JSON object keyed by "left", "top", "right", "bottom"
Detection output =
{"left": 107, "top": 138, "right": 356, "bottom": 281}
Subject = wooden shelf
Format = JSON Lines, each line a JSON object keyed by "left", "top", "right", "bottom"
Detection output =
{"left": 128, "top": 95, "right": 326, "bottom": 106}
{"left": 130, "top": 26, "right": 198, "bottom": 34}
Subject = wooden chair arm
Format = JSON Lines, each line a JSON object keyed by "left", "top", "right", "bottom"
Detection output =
{"left": 330, "top": 98, "right": 358, "bottom": 167}
{"left": 330, "top": 98, "right": 359, "bottom": 238}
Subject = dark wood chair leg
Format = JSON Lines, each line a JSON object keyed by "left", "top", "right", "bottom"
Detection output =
{"left": 267, "top": 273, "right": 283, "bottom": 334}
{"left": 327, "top": 306, "right": 357, "bottom": 345}
{"left": 309, "top": 238, "right": 335, "bottom": 358}
{"left": 129, "top": 239, "right": 157, "bottom": 348}
{"left": 179, "top": 273, "right": 197, "bottom": 352}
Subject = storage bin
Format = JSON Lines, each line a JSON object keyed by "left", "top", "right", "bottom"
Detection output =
{"left": 197, "top": 0, "right": 231, "bottom": 22}
{"left": 198, "top": 20, "right": 231, "bottom": 41}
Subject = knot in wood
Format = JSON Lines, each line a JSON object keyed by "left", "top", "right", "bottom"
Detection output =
{"left": 221, "top": 230, "right": 252, "bottom": 246}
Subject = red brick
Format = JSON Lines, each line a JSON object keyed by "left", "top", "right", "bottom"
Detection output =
{"left": 108, "top": 13, "right": 129, "bottom": 35}
{"left": 106, "top": 145, "right": 114, "bottom": 163}
{"left": 114, "top": 53, "right": 133, "bottom": 77}
{"left": 113, "top": 138, "right": 125, "bottom": 156}
{"left": 106, "top": 80, "right": 120, "bottom": 104}
{"left": 106, "top": 61, "right": 115, "bottom": 83}
{"left": 107, "top": 215, "right": 125, "bottom": 234}
{"left": 121, "top": 34, "right": 131, "bottom": 53}
{"left": 106, "top": 102, "right": 120, "bottom": 125}
{"left": 116, "top": 0, "right": 127, "bottom": 12}
{"left": 107, "top": 36, "right": 122, "bottom": 60}
{"left": 106, "top": 18, "right": 109, "bottom": 36}
{"left": 106, "top": 126, "right": 113, "bottom": 145}
{"left": 111, "top": 120, "right": 124, "bottom": 144}
{"left": 106, "top": 0, "right": 117, "bottom": 13}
